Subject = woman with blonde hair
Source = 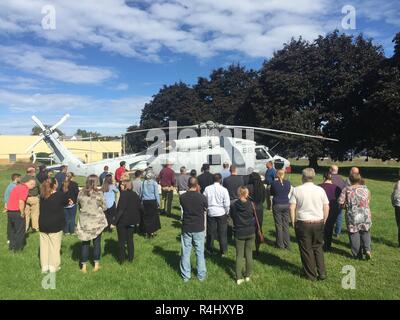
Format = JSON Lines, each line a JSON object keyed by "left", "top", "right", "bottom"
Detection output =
{"left": 76, "top": 175, "right": 108, "bottom": 272}
{"left": 39, "top": 178, "right": 69, "bottom": 273}
{"left": 62, "top": 172, "right": 79, "bottom": 235}
{"left": 230, "top": 186, "right": 256, "bottom": 285}
{"left": 270, "top": 169, "right": 292, "bottom": 249}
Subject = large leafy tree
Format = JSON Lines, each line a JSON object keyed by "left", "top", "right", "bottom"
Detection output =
{"left": 195, "top": 64, "right": 258, "bottom": 124}
{"left": 247, "top": 31, "right": 385, "bottom": 167}
{"left": 361, "top": 32, "right": 400, "bottom": 160}
{"left": 140, "top": 82, "right": 204, "bottom": 128}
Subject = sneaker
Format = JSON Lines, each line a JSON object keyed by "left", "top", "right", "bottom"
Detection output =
{"left": 365, "top": 251, "right": 372, "bottom": 260}
{"left": 245, "top": 277, "right": 250, "bottom": 282}
{"left": 80, "top": 264, "right": 87, "bottom": 274}
{"left": 93, "top": 262, "right": 100, "bottom": 272}
{"left": 236, "top": 279, "right": 245, "bottom": 285}
{"left": 64, "top": 233, "right": 70, "bottom": 236}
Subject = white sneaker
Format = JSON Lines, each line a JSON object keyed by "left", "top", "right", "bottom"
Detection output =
{"left": 245, "top": 277, "right": 250, "bottom": 282}
{"left": 6, "top": 240, "right": 10, "bottom": 244}
{"left": 236, "top": 279, "right": 245, "bottom": 285}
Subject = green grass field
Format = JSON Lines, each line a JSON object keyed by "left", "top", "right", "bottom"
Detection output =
{"left": 0, "top": 163, "right": 399, "bottom": 300}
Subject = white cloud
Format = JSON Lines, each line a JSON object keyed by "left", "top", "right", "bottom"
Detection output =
{"left": 0, "top": 89, "right": 150, "bottom": 135}
{"left": 2, "top": 0, "right": 397, "bottom": 61}
{"left": 0, "top": 45, "right": 115, "bottom": 84}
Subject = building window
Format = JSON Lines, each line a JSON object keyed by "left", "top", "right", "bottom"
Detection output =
{"left": 208, "top": 154, "right": 221, "bottom": 165}
{"left": 113, "top": 152, "right": 119, "bottom": 158}
{"left": 9, "top": 154, "right": 16, "bottom": 162}
{"left": 102, "top": 152, "right": 108, "bottom": 159}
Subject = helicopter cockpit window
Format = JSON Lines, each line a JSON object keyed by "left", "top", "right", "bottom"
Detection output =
{"left": 208, "top": 154, "right": 221, "bottom": 165}
{"left": 255, "top": 148, "right": 268, "bottom": 160}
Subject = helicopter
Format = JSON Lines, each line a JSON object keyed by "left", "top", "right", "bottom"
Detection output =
{"left": 25, "top": 114, "right": 338, "bottom": 177}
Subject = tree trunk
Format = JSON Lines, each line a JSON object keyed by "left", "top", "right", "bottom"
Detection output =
{"left": 308, "top": 155, "right": 319, "bottom": 169}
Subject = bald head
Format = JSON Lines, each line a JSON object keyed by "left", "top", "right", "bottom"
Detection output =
{"left": 350, "top": 167, "right": 360, "bottom": 175}
{"left": 330, "top": 165, "right": 339, "bottom": 175}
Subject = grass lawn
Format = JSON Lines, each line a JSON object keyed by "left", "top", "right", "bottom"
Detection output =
{"left": 0, "top": 163, "right": 399, "bottom": 300}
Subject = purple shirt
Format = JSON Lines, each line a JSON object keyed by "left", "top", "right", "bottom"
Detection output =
{"left": 319, "top": 182, "right": 341, "bottom": 212}
{"left": 158, "top": 167, "right": 176, "bottom": 187}
{"left": 331, "top": 174, "right": 346, "bottom": 190}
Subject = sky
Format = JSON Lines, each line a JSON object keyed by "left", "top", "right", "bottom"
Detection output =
{"left": 0, "top": 0, "right": 399, "bottom": 136}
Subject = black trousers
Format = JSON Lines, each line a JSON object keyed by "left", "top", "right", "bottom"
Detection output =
{"left": 295, "top": 221, "right": 326, "bottom": 281}
{"left": 117, "top": 225, "right": 135, "bottom": 262}
{"left": 395, "top": 206, "right": 400, "bottom": 246}
{"left": 7, "top": 211, "right": 26, "bottom": 251}
{"left": 104, "top": 203, "right": 116, "bottom": 229}
{"left": 272, "top": 204, "right": 290, "bottom": 249}
{"left": 324, "top": 205, "right": 340, "bottom": 250}
{"left": 206, "top": 214, "right": 228, "bottom": 254}
{"left": 161, "top": 189, "right": 173, "bottom": 215}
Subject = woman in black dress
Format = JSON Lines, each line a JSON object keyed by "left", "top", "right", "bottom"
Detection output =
{"left": 115, "top": 181, "right": 143, "bottom": 263}
{"left": 139, "top": 169, "right": 161, "bottom": 238}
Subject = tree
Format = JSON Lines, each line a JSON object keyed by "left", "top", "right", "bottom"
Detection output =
{"left": 75, "top": 129, "right": 102, "bottom": 139}
{"left": 195, "top": 64, "right": 258, "bottom": 124}
{"left": 140, "top": 82, "right": 204, "bottom": 128}
{"left": 361, "top": 33, "right": 400, "bottom": 160}
{"left": 251, "top": 31, "right": 384, "bottom": 167}
{"left": 31, "top": 125, "right": 64, "bottom": 136}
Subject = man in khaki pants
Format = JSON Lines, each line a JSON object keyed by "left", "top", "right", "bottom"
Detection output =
{"left": 23, "top": 167, "right": 41, "bottom": 232}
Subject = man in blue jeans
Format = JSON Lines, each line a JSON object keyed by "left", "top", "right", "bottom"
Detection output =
{"left": 179, "top": 177, "right": 208, "bottom": 282}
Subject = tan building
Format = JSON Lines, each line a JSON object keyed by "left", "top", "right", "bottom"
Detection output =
{"left": 0, "top": 135, "right": 122, "bottom": 164}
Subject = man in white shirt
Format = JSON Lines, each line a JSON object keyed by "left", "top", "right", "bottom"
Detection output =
{"left": 289, "top": 168, "right": 329, "bottom": 281}
{"left": 203, "top": 173, "right": 230, "bottom": 256}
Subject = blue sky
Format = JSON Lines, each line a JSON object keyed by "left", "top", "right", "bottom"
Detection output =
{"left": 0, "top": 0, "right": 399, "bottom": 136}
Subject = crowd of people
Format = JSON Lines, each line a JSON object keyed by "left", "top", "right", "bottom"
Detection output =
{"left": 3, "top": 160, "right": 400, "bottom": 283}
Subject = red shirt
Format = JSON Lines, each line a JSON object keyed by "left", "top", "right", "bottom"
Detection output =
{"left": 158, "top": 167, "right": 176, "bottom": 187}
{"left": 7, "top": 184, "right": 29, "bottom": 211}
{"left": 115, "top": 166, "right": 126, "bottom": 182}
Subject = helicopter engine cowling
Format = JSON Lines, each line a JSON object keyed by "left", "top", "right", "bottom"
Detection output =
{"left": 170, "top": 136, "right": 220, "bottom": 152}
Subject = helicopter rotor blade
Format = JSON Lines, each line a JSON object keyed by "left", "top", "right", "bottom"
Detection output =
{"left": 31, "top": 115, "right": 47, "bottom": 131}
{"left": 25, "top": 134, "right": 45, "bottom": 153}
{"left": 223, "top": 125, "right": 339, "bottom": 142}
{"left": 50, "top": 114, "right": 70, "bottom": 132}
{"left": 124, "top": 125, "right": 198, "bottom": 135}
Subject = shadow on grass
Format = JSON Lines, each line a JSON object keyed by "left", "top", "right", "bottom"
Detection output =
{"left": 328, "top": 246, "right": 353, "bottom": 259}
{"left": 256, "top": 250, "right": 303, "bottom": 277}
{"left": 206, "top": 252, "right": 236, "bottom": 280}
{"left": 104, "top": 238, "right": 120, "bottom": 262}
{"left": 266, "top": 230, "right": 296, "bottom": 247}
{"left": 371, "top": 236, "right": 399, "bottom": 248}
{"left": 166, "top": 211, "right": 182, "bottom": 221}
{"left": 171, "top": 220, "right": 181, "bottom": 229}
{"left": 152, "top": 245, "right": 181, "bottom": 277}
